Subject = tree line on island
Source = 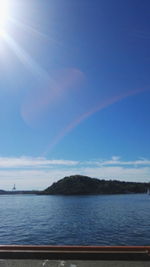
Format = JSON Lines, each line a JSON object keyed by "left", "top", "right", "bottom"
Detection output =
{"left": 0, "top": 175, "right": 149, "bottom": 195}
{"left": 41, "top": 175, "right": 150, "bottom": 195}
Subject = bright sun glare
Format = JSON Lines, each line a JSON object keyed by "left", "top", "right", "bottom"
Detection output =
{"left": 0, "top": 0, "right": 9, "bottom": 36}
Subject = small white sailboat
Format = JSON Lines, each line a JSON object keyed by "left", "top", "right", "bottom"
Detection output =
{"left": 147, "top": 188, "right": 150, "bottom": 195}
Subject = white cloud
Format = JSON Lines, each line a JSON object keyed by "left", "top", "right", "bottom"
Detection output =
{"left": 0, "top": 156, "right": 150, "bottom": 190}
{"left": 87, "top": 156, "right": 150, "bottom": 167}
{"left": 111, "top": 156, "right": 121, "bottom": 161}
{"left": 80, "top": 166, "right": 150, "bottom": 182}
{"left": 0, "top": 156, "right": 78, "bottom": 168}
{"left": 0, "top": 165, "right": 149, "bottom": 190}
{"left": 0, "top": 156, "right": 150, "bottom": 169}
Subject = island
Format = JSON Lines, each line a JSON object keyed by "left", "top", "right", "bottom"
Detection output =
{"left": 40, "top": 175, "right": 149, "bottom": 195}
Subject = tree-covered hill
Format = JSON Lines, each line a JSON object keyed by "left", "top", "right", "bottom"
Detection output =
{"left": 41, "top": 175, "right": 149, "bottom": 195}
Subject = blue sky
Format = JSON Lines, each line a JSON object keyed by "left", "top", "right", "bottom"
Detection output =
{"left": 0, "top": 0, "right": 150, "bottom": 189}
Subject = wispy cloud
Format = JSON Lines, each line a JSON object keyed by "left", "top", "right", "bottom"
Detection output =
{"left": 0, "top": 156, "right": 150, "bottom": 190}
{"left": 0, "top": 156, "right": 78, "bottom": 168}
{"left": 86, "top": 156, "right": 150, "bottom": 167}
{"left": 0, "top": 165, "right": 150, "bottom": 190}
{"left": 0, "top": 156, "right": 150, "bottom": 169}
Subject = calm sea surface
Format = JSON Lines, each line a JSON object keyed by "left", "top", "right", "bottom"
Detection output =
{"left": 0, "top": 194, "right": 149, "bottom": 245}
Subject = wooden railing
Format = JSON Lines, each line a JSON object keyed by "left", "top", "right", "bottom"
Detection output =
{"left": 0, "top": 246, "right": 149, "bottom": 260}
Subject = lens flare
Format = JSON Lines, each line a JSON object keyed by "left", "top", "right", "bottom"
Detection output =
{"left": 0, "top": 0, "right": 9, "bottom": 37}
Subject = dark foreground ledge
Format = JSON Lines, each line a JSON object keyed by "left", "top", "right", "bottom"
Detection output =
{"left": 0, "top": 246, "right": 149, "bottom": 261}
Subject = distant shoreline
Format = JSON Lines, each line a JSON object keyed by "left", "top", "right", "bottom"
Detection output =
{"left": 0, "top": 191, "right": 148, "bottom": 196}
{"left": 0, "top": 190, "right": 40, "bottom": 195}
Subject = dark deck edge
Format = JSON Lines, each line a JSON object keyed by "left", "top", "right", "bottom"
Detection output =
{"left": 0, "top": 246, "right": 149, "bottom": 261}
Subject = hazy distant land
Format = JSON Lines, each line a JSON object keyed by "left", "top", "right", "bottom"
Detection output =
{"left": 0, "top": 190, "right": 40, "bottom": 195}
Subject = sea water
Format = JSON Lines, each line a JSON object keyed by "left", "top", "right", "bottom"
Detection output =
{"left": 0, "top": 193, "right": 149, "bottom": 245}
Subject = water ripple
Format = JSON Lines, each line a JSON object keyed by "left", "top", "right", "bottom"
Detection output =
{"left": 0, "top": 194, "right": 149, "bottom": 245}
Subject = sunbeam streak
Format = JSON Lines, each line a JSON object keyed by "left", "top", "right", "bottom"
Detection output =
{"left": 9, "top": 17, "right": 62, "bottom": 46}
{"left": 2, "top": 32, "right": 50, "bottom": 81}
{"left": 0, "top": 0, "right": 10, "bottom": 37}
